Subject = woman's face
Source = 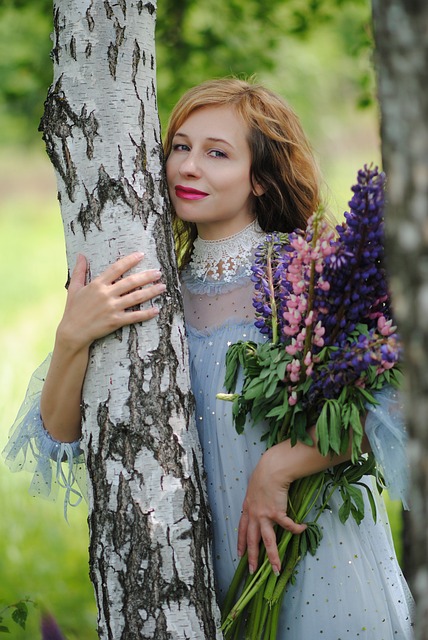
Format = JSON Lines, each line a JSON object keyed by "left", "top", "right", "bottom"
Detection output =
{"left": 166, "top": 105, "right": 260, "bottom": 240}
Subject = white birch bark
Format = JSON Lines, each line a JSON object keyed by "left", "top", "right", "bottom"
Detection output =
{"left": 39, "top": 1, "right": 222, "bottom": 637}
{"left": 371, "top": 1, "right": 428, "bottom": 638}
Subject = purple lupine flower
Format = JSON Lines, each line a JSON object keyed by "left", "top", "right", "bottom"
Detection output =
{"left": 41, "top": 613, "right": 67, "bottom": 640}
{"left": 251, "top": 232, "right": 290, "bottom": 340}
{"left": 314, "top": 165, "right": 391, "bottom": 347}
{"left": 250, "top": 166, "right": 400, "bottom": 413}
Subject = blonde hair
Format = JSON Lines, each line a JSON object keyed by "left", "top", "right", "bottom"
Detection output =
{"left": 164, "top": 78, "right": 321, "bottom": 269}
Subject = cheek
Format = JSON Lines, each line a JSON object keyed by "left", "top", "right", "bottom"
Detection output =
{"left": 165, "top": 161, "right": 175, "bottom": 190}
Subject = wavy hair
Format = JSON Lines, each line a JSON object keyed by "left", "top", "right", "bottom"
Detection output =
{"left": 163, "top": 78, "right": 321, "bottom": 269}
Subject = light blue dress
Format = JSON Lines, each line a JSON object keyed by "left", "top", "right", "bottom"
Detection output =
{"left": 3, "top": 260, "right": 414, "bottom": 638}
{"left": 181, "top": 265, "right": 414, "bottom": 639}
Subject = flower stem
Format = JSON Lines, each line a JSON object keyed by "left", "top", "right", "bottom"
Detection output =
{"left": 266, "top": 243, "right": 278, "bottom": 345}
{"left": 222, "top": 472, "right": 326, "bottom": 638}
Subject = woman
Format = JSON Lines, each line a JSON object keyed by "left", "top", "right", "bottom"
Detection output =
{"left": 3, "top": 79, "right": 413, "bottom": 638}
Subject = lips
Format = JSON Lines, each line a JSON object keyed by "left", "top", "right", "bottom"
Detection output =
{"left": 175, "top": 185, "right": 209, "bottom": 200}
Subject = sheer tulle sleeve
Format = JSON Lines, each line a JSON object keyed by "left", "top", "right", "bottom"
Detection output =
{"left": 2, "top": 354, "right": 86, "bottom": 517}
{"left": 365, "top": 385, "right": 410, "bottom": 510}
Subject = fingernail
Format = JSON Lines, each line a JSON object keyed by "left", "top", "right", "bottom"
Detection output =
{"left": 273, "top": 566, "right": 281, "bottom": 577}
{"left": 249, "top": 564, "right": 255, "bottom": 575}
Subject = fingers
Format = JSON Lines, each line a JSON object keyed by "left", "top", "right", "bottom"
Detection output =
{"left": 61, "top": 252, "right": 166, "bottom": 346}
{"left": 98, "top": 252, "right": 148, "bottom": 285}
{"left": 113, "top": 268, "right": 163, "bottom": 298}
{"left": 94, "top": 252, "right": 164, "bottom": 302}
{"left": 238, "top": 504, "right": 307, "bottom": 577}
{"left": 68, "top": 254, "right": 88, "bottom": 293}
{"left": 237, "top": 509, "right": 249, "bottom": 560}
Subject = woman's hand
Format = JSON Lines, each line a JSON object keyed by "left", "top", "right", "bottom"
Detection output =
{"left": 41, "top": 252, "right": 166, "bottom": 441}
{"left": 237, "top": 441, "right": 307, "bottom": 576}
{"left": 58, "top": 252, "right": 166, "bottom": 351}
{"left": 237, "top": 426, "right": 365, "bottom": 575}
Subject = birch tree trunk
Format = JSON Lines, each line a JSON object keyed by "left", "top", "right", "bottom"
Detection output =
{"left": 371, "top": 2, "right": 428, "bottom": 638}
{"left": 39, "top": 1, "right": 221, "bottom": 637}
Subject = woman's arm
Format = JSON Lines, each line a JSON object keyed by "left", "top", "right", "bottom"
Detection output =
{"left": 238, "top": 427, "right": 370, "bottom": 576}
{"left": 40, "top": 252, "right": 166, "bottom": 442}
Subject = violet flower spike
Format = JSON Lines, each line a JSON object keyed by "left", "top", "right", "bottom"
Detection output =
{"left": 314, "top": 165, "right": 391, "bottom": 347}
{"left": 41, "top": 613, "right": 67, "bottom": 640}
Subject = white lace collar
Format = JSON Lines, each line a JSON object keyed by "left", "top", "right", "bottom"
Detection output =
{"left": 188, "top": 220, "right": 264, "bottom": 283}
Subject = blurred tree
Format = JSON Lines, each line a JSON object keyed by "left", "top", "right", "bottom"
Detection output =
{"left": 0, "top": 0, "right": 374, "bottom": 143}
{"left": 371, "top": 1, "right": 428, "bottom": 638}
{"left": 39, "top": 1, "right": 220, "bottom": 637}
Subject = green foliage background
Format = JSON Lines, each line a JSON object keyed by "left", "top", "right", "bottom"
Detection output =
{"left": 0, "top": 0, "right": 402, "bottom": 637}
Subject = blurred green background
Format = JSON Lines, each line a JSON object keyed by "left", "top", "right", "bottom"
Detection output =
{"left": 0, "top": 0, "right": 402, "bottom": 637}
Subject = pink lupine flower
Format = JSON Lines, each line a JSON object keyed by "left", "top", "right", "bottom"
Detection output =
{"left": 377, "top": 315, "right": 397, "bottom": 337}
{"left": 288, "top": 391, "right": 298, "bottom": 406}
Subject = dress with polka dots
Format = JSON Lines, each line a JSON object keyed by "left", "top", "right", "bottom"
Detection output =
{"left": 181, "top": 259, "right": 414, "bottom": 640}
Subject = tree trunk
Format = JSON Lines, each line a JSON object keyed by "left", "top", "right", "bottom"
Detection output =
{"left": 371, "top": 1, "right": 428, "bottom": 638}
{"left": 39, "top": 1, "right": 221, "bottom": 638}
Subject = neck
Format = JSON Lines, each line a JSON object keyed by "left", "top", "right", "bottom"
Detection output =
{"left": 196, "top": 215, "right": 256, "bottom": 241}
{"left": 188, "top": 219, "right": 264, "bottom": 283}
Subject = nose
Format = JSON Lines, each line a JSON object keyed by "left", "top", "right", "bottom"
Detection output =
{"left": 178, "top": 150, "right": 201, "bottom": 178}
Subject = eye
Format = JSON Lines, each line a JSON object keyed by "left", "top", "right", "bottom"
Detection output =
{"left": 208, "top": 149, "right": 227, "bottom": 159}
{"left": 172, "top": 143, "right": 190, "bottom": 152}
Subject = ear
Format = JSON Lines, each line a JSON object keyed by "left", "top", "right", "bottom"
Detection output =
{"left": 252, "top": 181, "right": 265, "bottom": 197}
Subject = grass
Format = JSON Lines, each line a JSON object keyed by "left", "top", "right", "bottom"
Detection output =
{"left": 0, "top": 142, "right": 403, "bottom": 638}
{"left": 0, "top": 147, "right": 97, "bottom": 639}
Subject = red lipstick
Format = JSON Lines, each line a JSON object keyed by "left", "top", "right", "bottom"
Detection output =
{"left": 175, "top": 185, "right": 208, "bottom": 200}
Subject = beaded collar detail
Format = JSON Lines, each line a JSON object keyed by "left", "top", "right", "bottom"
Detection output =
{"left": 188, "top": 220, "right": 264, "bottom": 283}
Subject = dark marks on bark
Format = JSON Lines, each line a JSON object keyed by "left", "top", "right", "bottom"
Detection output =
{"left": 107, "top": 18, "right": 126, "bottom": 80}
{"left": 104, "top": 0, "right": 114, "bottom": 20}
{"left": 132, "top": 39, "right": 141, "bottom": 83}
{"left": 70, "top": 35, "right": 77, "bottom": 60}
{"left": 107, "top": 42, "right": 118, "bottom": 79}
{"left": 144, "top": 2, "right": 156, "bottom": 16}
{"left": 86, "top": 2, "right": 95, "bottom": 32}
{"left": 118, "top": 0, "right": 127, "bottom": 19}
{"left": 39, "top": 80, "right": 77, "bottom": 201}
{"left": 51, "top": 7, "right": 64, "bottom": 65}
{"left": 39, "top": 78, "right": 99, "bottom": 201}
{"left": 87, "top": 341, "right": 207, "bottom": 638}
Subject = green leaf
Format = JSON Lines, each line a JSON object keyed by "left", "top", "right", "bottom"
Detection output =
{"left": 328, "top": 401, "right": 342, "bottom": 455}
{"left": 243, "top": 379, "right": 264, "bottom": 401}
{"left": 265, "top": 404, "right": 288, "bottom": 419}
{"left": 338, "top": 495, "right": 351, "bottom": 524}
{"left": 293, "top": 411, "right": 310, "bottom": 445}
{"left": 304, "top": 523, "right": 322, "bottom": 556}
{"left": 276, "top": 360, "right": 287, "bottom": 381}
{"left": 316, "top": 399, "right": 341, "bottom": 455}
{"left": 356, "top": 386, "right": 377, "bottom": 405}
{"left": 232, "top": 397, "right": 247, "bottom": 434}
{"left": 316, "top": 406, "right": 329, "bottom": 456}
{"left": 11, "top": 603, "right": 28, "bottom": 630}
{"left": 264, "top": 376, "right": 279, "bottom": 399}
{"left": 349, "top": 404, "right": 364, "bottom": 461}
{"left": 357, "top": 481, "right": 378, "bottom": 523}
{"left": 299, "top": 532, "right": 308, "bottom": 557}
{"left": 224, "top": 342, "right": 244, "bottom": 392}
{"left": 347, "top": 485, "right": 365, "bottom": 516}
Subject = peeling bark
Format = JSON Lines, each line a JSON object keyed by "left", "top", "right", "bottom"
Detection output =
{"left": 39, "top": 1, "right": 221, "bottom": 637}
{"left": 371, "top": 1, "right": 428, "bottom": 638}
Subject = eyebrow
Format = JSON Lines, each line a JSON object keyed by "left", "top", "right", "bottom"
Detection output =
{"left": 173, "top": 132, "right": 234, "bottom": 149}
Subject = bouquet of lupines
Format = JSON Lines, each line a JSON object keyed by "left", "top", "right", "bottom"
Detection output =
{"left": 218, "top": 165, "right": 403, "bottom": 639}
